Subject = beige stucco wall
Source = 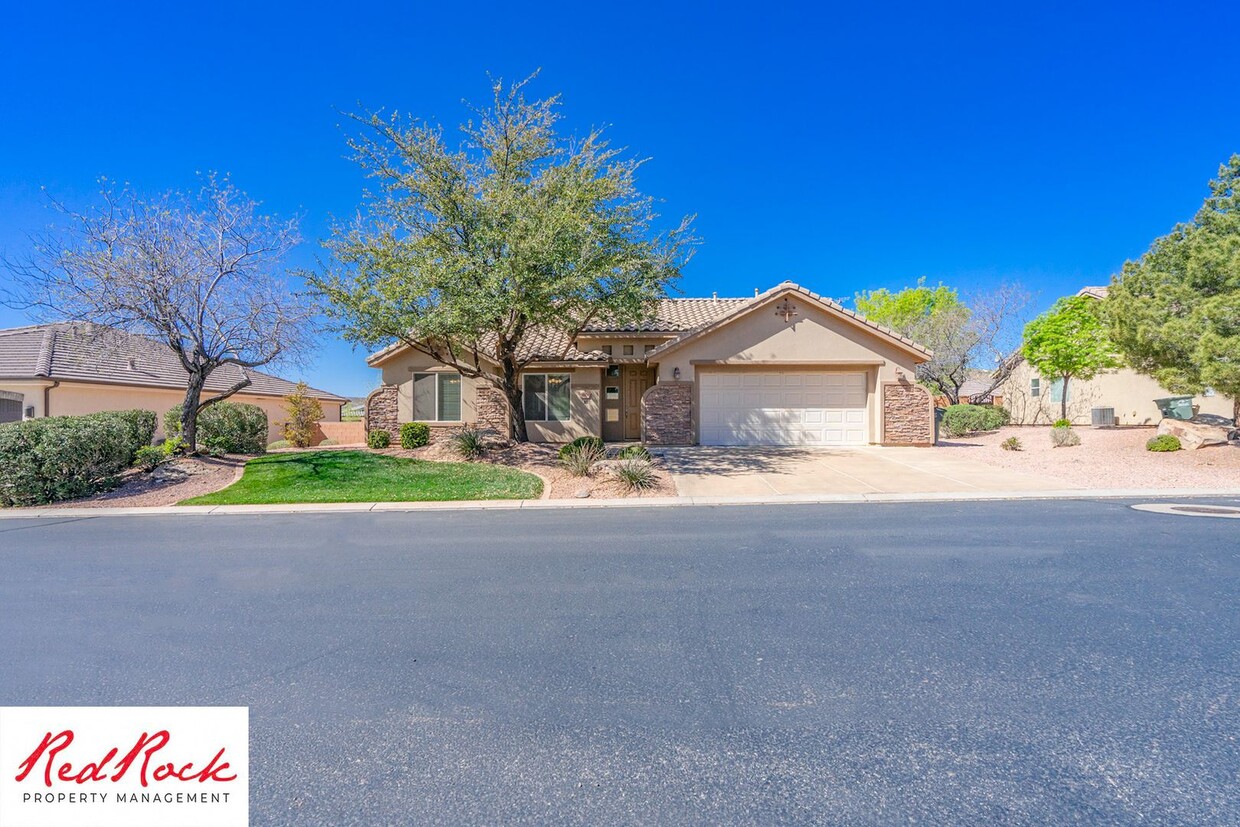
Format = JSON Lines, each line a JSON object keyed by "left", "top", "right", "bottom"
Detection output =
{"left": 0, "top": 380, "right": 341, "bottom": 442}
{"left": 374, "top": 350, "right": 602, "bottom": 442}
{"left": 1001, "top": 361, "right": 1234, "bottom": 425}
{"left": 652, "top": 301, "right": 924, "bottom": 444}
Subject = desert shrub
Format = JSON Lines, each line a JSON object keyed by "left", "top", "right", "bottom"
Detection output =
{"left": 0, "top": 409, "right": 157, "bottom": 506}
{"left": 559, "top": 435, "right": 605, "bottom": 460}
{"left": 367, "top": 429, "right": 391, "bottom": 449}
{"left": 615, "top": 444, "right": 651, "bottom": 460}
{"left": 941, "top": 404, "right": 1010, "bottom": 437}
{"left": 1146, "top": 434, "right": 1182, "bottom": 452}
{"left": 561, "top": 439, "right": 607, "bottom": 476}
{"left": 400, "top": 421, "right": 431, "bottom": 449}
{"left": 281, "top": 382, "right": 324, "bottom": 448}
{"left": 1053, "top": 418, "right": 1072, "bottom": 428}
{"left": 450, "top": 426, "right": 486, "bottom": 460}
{"left": 612, "top": 458, "right": 659, "bottom": 491}
{"left": 203, "top": 436, "right": 230, "bottom": 457}
{"left": 165, "top": 402, "right": 268, "bottom": 454}
{"left": 267, "top": 439, "right": 293, "bottom": 450}
{"left": 319, "top": 438, "right": 338, "bottom": 446}
{"left": 1050, "top": 425, "right": 1080, "bottom": 447}
{"left": 1000, "top": 436, "right": 1022, "bottom": 451}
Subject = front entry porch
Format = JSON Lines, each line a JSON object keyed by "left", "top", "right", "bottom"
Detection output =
{"left": 601, "top": 364, "right": 654, "bottom": 442}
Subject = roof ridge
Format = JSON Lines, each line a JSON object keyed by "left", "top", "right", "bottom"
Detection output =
{"left": 34, "top": 327, "right": 55, "bottom": 377}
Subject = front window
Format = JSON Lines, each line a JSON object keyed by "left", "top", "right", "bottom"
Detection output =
{"left": 523, "top": 373, "right": 571, "bottom": 422}
{"left": 1030, "top": 378, "right": 1041, "bottom": 398}
{"left": 413, "top": 372, "right": 462, "bottom": 421}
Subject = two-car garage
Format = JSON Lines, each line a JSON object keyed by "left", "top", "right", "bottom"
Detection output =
{"left": 698, "top": 372, "right": 868, "bottom": 446}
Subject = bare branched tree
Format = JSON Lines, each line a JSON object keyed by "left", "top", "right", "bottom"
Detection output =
{"left": 3, "top": 175, "right": 315, "bottom": 451}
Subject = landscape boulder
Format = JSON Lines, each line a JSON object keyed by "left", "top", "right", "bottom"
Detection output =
{"left": 1155, "top": 416, "right": 1235, "bottom": 450}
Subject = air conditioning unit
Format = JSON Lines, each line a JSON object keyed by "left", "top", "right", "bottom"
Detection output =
{"left": 1091, "top": 406, "right": 1116, "bottom": 428}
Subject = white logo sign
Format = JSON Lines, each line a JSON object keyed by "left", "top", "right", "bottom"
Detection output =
{"left": 0, "top": 707, "right": 248, "bottom": 827}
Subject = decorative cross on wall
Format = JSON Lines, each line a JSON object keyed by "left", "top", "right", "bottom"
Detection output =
{"left": 774, "top": 299, "right": 798, "bottom": 323}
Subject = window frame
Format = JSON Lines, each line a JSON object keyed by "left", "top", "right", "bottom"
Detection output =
{"left": 522, "top": 372, "right": 572, "bottom": 423}
{"left": 412, "top": 371, "right": 462, "bottom": 422}
{"left": 1030, "top": 377, "right": 1041, "bottom": 398}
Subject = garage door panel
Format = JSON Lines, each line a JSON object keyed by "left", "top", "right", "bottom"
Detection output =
{"left": 699, "top": 372, "right": 867, "bottom": 446}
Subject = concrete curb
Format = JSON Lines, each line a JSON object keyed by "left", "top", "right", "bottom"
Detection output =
{"left": 2, "top": 488, "right": 1238, "bottom": 519}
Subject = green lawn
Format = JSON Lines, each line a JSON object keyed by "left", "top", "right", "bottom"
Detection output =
{"left": 182, "top": 450, "right": 542, "bottom": 505}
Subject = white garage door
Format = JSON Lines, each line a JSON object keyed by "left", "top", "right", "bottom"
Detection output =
{"left": 699, "top": 372, "right": 868, "bottom": 446}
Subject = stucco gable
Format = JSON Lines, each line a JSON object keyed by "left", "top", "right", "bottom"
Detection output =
{"left": 648, "top": 283, "right": 932, "bottom": 363}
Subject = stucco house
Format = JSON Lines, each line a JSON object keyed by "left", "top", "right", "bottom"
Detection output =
{"left": 0, "top": 323, "right": 347, "bottom": 441}
{"left": 366, "top": 281, "right": 937, "bottom": 447}
{"left": 1000, "top": 287, "right": 1233, "bottom": 426}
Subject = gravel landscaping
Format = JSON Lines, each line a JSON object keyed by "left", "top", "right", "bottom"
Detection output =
{"left": 941, "top": 425, "right": 1240, "bottom": 489}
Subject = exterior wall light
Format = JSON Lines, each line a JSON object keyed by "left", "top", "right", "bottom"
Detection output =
{"left": 672, "top": 367, "right": 681, "bottom": 380}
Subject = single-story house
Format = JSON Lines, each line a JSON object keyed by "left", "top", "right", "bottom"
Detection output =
{"left": 1000, "top": 286, "right": 1234, "bottom": 425}
{"left": 934, "top": 375, "right": 1004, "bottom": 408}
{"left": 0, "top": 323, "right": 347, "bottom": 441}
{"left": 366, "top": 281, "right": 937, "bottom": 447}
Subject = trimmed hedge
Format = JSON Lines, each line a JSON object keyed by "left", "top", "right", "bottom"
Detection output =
{"left": 367, "top": 429, "right": 391, "bottom": 449}
{"left": 400, "top": 422, "right": 431, "bottom": 449}
{"left": 941, "top": 404, "right": 1010, "bottom": 437}
{"left": 165, "top": 402, "right": 268, "bottom": 454}
{"left": 0, "top": 409, "right": 157, "bottom": 507}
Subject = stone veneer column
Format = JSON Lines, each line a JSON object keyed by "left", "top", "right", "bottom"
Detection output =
{"left": 881, "top": 377, "right": 935, "bottom": 445}
{"left": 641, "top": 381, "right": 693, "bottom": 446}
{"left": 475, "top": 385, "right": 512, "bottom": 442}
{"left": 365, "top": 385, "right": 399, "bottom": 437}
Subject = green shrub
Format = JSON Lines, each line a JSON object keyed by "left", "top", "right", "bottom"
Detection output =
{"left": 165, "top": 402, "right": 268, "bottom": 454}
{"left": 134, "top": 444, "right": 170, "bottom": 471}
{"left": 1000, "top": 436, "right": 1022, "bottom": 451}
{"left": 267, "top": 439, "right": 293, "bottom": 450}
{"left": 1050, "top": 424, "right": 1080, "bottom": 447}
{"left": 559, "top": 436, "right": 605, "bottom": 460}
{"left": 612, "top": 458, "right": 659, "bottom": 491}
{"left": 1053, "top": 418, "right": 1072, "bottom": 428}
{"left": 941, "top": 404, "right": 1010, "bottom": 437}
{"left": 319, "top": 438, "right": 338, "bottom": 446}
{"left": 615, "top": 444, "right": 651, "bottom": 460}
{"left": 367, "top": 429, "right": 391, "bottom": 449}
{"left": 400, "top": 422, "right": 431, "bottom": 449}
{"left": 1146, "top": 434, "right": 1182, "bottom": 452}
{"left": 561, "top": 439, "right": 607, "bottom": 476}
{"left": 0, "top": 409, "right": 157, "bottom": 506}
{"left": 450, "top": 426, "right": 486, "bottom": 460}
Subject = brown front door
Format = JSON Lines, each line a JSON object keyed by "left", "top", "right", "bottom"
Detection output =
{"left": 622, "top": 365, "right": 654, "bottom": 440}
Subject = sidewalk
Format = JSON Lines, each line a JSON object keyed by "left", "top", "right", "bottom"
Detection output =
{"left": 2, "top": 488, "right": 1237, "bottom": 518}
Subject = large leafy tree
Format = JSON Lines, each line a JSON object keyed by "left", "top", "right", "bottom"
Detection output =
{"left": 855, "top": 278, "right": 1029, "bottom": 404}
{"left": 1106, "top": 155, "right": 1240, "bottom": 422}
{"left": 1021, "top": 295, "right": 1120, "bottom": 420}
{"left": 311, "top": 76, "right": 695, "bottom": 441}
{"left": 5, "top": 177, "right": 314, "bottom": 452}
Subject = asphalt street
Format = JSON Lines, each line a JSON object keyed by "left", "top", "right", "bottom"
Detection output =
{"left": 1, "top": 499, "right": 1238, "bottom": 825}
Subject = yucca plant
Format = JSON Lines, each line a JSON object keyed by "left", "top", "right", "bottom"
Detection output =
{"left": 612, "top": 458, "right": 659, "bottom": 491}
{"left": 561, "top": 440, "right": 606, "bottom": 476}
{"left": 450, "top": 426, "right": 486, "bottom": 460}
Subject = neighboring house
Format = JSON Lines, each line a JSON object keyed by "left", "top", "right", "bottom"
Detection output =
{"left": 1001, "top": 287, "right": 1233, "bottom": 426}
{"left": 366, "top": 281, "right": 937, "bottom": 447}
{"left": 933, "top": 374, "right": 1004, "bottom": 408}
{"left": 0, "top": 323, "right": 347, "bottom": 441}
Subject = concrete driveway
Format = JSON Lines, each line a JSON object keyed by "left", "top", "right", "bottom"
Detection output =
{"left": 661, "top": 445, "right": 1081, "bottom": 496}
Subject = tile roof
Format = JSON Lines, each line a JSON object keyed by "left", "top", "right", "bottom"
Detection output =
{"left": 0, "top": 323, "right": 346, "bottom": 401}
{"left": 1077, "top": 286, "right": 1109, "bottom": 300}
{"left": 368, "top": 281, "right": 934, "bottom": 365}
{"left": 581, "top": 298, "right": 753, "bottom": 332}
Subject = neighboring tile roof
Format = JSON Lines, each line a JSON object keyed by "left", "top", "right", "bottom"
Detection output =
{"left": 1077, "top": 286, "right": 1109, "bottom": 300}
{"left": 959, "top": 378, "right": 997, "bottom": 398}
{"left": 0, "top": 323, "right": 346, "bottom": 401}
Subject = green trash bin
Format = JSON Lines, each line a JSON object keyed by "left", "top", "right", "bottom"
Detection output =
{"left": 1153, "top": 396, "right": 1195, "bottom": 420}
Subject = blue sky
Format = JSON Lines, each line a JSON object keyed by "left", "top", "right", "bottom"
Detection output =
{"left": 1, "top": 1, "right": 1236, "bottom": 397}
